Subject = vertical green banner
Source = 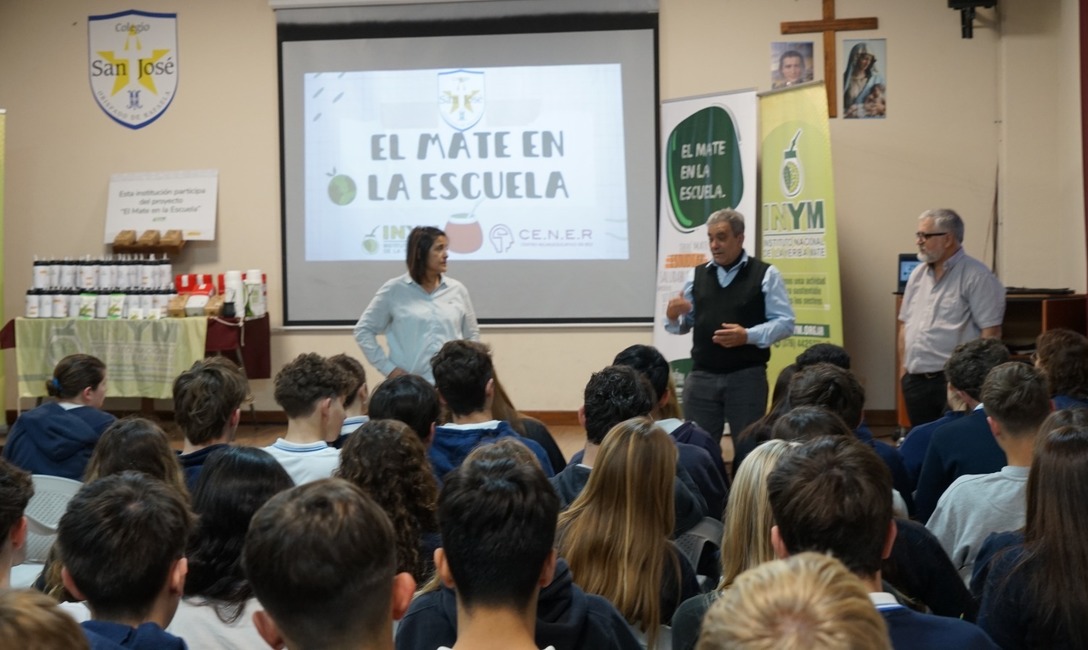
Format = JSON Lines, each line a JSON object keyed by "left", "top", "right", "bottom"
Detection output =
{"left": 759, "top": 84, "right": 844, "bottom": 385}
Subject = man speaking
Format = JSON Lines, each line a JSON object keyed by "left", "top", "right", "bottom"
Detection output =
{"left": 666, "top": 209, "right": 795, "bottom": 442}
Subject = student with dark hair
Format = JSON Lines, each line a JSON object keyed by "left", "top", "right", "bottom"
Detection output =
{"left": 262, "top": 353, "right": 353, "bottom": 485}
{"left": 914, "top": 338, "right": 1011, "bottom": 523}
{"left": 788, "top": 363, "right": 913, "bottom": 514}
{"left": 549, "top": 365, "right": 707, "bottom": 535}
{"left": 172, "top": 356, "right": 250, "bottom": 490}
{"left": 83, "top": 417, "right": 189, "bottom": 498}
{"left": 3, "top": 354, "right": 114, "bottom": 480}
{"left": 731, "top": 363, "right": 796, "bottom": 475}
{"left": 430, "top": 441, "right": 562, "bottom": 650}
{"left": 976, "top": 413, "right": 1088, "bottom": 648}
{"left": 770, "top": 405, "right": 854, "bottom": 441}
{"left": 243, "top": 479, "right": 416, "bottom": 650}
{"left": 167, "top": 447, "right": 293, "bottom": 649}
{"left": 368, "top": 373, "right": 441, "bottom": 446}
{"left": 395, "top": 440, "right": 641, "bottom": 650}
{"left": 337, "top": 419, "right": 439, "bottom": 583}
{"left": 795, "top": 342, "right": 851, "bottom": 370}
{"left": 927, "top": 362, "right": 1052, "bottom": 583}
{"left": 612, "top": 344, "right": 729, "bottom": 500}
{"left": 1034, "top": 328, "right": 1088, "bottom": 409}
{"left": 767, "top": 436, "right": 997, "bottom": 649}
{"left": 428, "top": 340, "right": 553, "bottom": 479}
{"left": 58, "top": 472, "right": 195, "bottom": 650}
{"left": 0, "top": 458, "right": 33, "bottom": 590}
{"left": 329, "top": 353, "right": 369, "bottom": 446}
{"left": 354, "top": 225, "right": 480, "bottom": 385}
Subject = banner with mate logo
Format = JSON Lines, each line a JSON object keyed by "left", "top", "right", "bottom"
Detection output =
{"left": 759, "top": 82, "right": 844, "bottom": 385}
{"left": 652, "top": 90, "right": 758, "bottom": 389}
{"left": 88, "top": 10, "right": 178, "bottom": 129}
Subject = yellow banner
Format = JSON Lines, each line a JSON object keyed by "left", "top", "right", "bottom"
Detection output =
{"left": 759, "top": 83, "right": 845, "bottom": 386}
{"left": 14, "top": 318, "right": 207, "bottom": 399}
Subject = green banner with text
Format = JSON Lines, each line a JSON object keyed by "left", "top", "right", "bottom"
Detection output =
{"left": 759, "top": 83, "right": 844, "bottom": 386}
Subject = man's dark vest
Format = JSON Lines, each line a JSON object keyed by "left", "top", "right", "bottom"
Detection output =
{"left": 691, "top": 258, "right": 771, "bottom": 373}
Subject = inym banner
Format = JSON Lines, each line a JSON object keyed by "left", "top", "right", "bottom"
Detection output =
{"left": 759, "top": 81, "right": 845, "bottom": 384}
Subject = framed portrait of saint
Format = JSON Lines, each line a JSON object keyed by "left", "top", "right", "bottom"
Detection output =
{"left": 771, "top": 42, "right": 814, "bottom": 89}
{"left": 842, "top": 39, "right": 886, "bottom": 119}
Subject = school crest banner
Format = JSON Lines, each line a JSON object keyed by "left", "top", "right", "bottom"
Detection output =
{"left": 88, "top": 10, "right": 179, "bottom": 129}
{"left": 759, "top": 82, "right": 844, "bottom": 386}
{"left": 653, "top": 90, "right": 758, "bottom": 394}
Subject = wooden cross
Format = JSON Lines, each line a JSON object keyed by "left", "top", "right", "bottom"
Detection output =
{"left": 781, "top": 0, "right": 878, "bottom": 117}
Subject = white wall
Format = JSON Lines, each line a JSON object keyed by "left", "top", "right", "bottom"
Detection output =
{"left": 0, "top": 0, "right": 1082, "bottom": 413}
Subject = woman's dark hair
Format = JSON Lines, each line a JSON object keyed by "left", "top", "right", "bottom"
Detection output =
{"left": 735, "top": 364, "right": 797, "bottom": 448}
{"left": 336, "top": 419, "right": 439, "bottom": 582}
{"left": 185, "top": 447, "right": 294, "bottom": 623}
{"left": 83, "top": 417, "right": 188, "bottom": 498}
{"left": 998, "top": 409, "right": 1088, "bottom": 645}
{"left": 405, "top": 226, "right": 446, "bottom": 285}
{"left": 47, "top": 354, "right": 106, "bottom": 400}
{"left": 771, "top": 406, "right": 853, "bottom": 442}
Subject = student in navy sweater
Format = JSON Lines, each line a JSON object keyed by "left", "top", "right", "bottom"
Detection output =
{"left": 3, "top": 354, "right": 114, "bottom": 480}
{"left": 767, "top": 436, "right": 997, "bottom": 649}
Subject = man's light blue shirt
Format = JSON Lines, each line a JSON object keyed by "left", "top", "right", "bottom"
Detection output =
{"left": 664, "top": 252, "right": 795, "bottom": 348}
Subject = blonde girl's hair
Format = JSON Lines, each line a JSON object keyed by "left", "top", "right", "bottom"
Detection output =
{"left": 719, "top": 439, "right": 797, "bottom": 590}
{"left": 557, "top": 416, "right": 677, "bottom": 648}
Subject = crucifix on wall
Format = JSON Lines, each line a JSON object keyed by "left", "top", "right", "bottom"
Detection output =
{"left": 781, "top": 0, "right": 878, "bottom": 117}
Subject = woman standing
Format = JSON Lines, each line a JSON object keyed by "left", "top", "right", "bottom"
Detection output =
{"left": 354, "top": 226, "right": 480, "bottom": 384}
{"left": 2, "top": 354, "right": 114, "bottom": 480}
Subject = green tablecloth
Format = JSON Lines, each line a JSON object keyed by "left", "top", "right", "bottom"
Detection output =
{"left": 14, "top": 317, "right": 207, "bottom": 399}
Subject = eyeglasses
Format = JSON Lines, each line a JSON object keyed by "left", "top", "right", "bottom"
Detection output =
{"left": 915, "top": 232, "right": 949, "bottom": 241}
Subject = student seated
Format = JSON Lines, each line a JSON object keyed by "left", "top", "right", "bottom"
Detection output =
{"left": 767, "top": 436, "right": 997, "bottom": 649}
{"left": 243, "top": 479, "right": 416, "bottom": 650}
{"left": 336, "top": 419, "right": 440, "bottom": 583}
{"left": 3, "top": 354, "right": 114, "bottom": 480}
{"left": 428, "top": 341, "right": 554, "bottom": 480}
{"left": 329, "top": 353, "right": 369, "bottom": 447}
{"left": 550, "top": 365, "right": 707, "bottom": 536}
{"left": 427, "top": 437, "right": 563, "bottom": 650}
{"left": 557, "top": 417, "right": 701, "bottom": 648}
{"left": 395, "top": 440, "right": 641, "bottom": 650}
{"left": 167, "top": 447, "right": 293, "bottom": 649}
{"left": 1033, "top": 328, "right": 1088, "bottom": 409}
{"left": 57, "top": 472, "right": 195, "bottom": 650}
{"left": 367, "top": 373, "right": 441, "bottom": 446}
{"left": 0, "top": 458, "right": 33, "bottom": 590}
{"left": 0, "top": 589, "right": 90, "bottom": 650}
{"left": 262, "top": 353, "right": 352, "bottom": 485}
{"left": 172, "top": 357, "right": 250, "bottom": 490}
{"left": 697, "top": 553, "right": 891, "bottom": 650}
{"left": 612, "top": 344, "right": 729, "bottom": 517}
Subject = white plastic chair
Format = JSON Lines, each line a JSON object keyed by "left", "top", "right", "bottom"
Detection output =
{"left": 23, "top": 475, "right": 83, "bottom": 563}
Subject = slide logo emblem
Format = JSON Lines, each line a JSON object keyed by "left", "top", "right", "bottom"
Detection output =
{"left": 88, "top": 10, "right": 178, "bottom": 129}
{"left": 438, "top": 70, "right": 485, "bottom": 131}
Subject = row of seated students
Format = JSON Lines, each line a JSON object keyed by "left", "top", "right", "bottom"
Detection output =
{"left": 0, "top": 329, "right": 1085, "bottom": 648}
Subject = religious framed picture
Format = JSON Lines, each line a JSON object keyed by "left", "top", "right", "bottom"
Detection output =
{"left": 770, "top": 42, "right": 814, "bottom": 89}
{"left": 842, "top": 38, "right": 886, "bottom": 119}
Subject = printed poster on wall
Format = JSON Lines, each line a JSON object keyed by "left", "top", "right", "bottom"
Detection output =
{"left": 88, "top": 10, "right": 178, "bottom": 129}
{"left": 759, "top": 81, "right": 844, "bottom": 387}
{"left": 652, "top": 90, "right": 758, "bottom": 392}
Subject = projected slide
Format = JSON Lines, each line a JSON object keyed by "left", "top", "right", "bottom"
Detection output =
{"left": 303, "top": 65, "right": 629, "bottom": 262}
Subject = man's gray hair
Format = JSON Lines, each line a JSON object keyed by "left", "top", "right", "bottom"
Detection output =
{"left": 919, "top": 209, "right": 964, "bottom": 243}
{"left": 708, "top": 209, "right": 746, "bottom": 236}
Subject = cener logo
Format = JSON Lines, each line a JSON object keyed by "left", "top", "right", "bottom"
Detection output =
{"left": 437, "top": 70, "right": 485, "bottom": 132}
{"left": 88, "top": 10, "right": 178, "bottom": 129}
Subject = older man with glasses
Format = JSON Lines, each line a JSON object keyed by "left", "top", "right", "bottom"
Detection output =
{"left": 897, "top": 209, "right": 1005, "bottom": 427}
